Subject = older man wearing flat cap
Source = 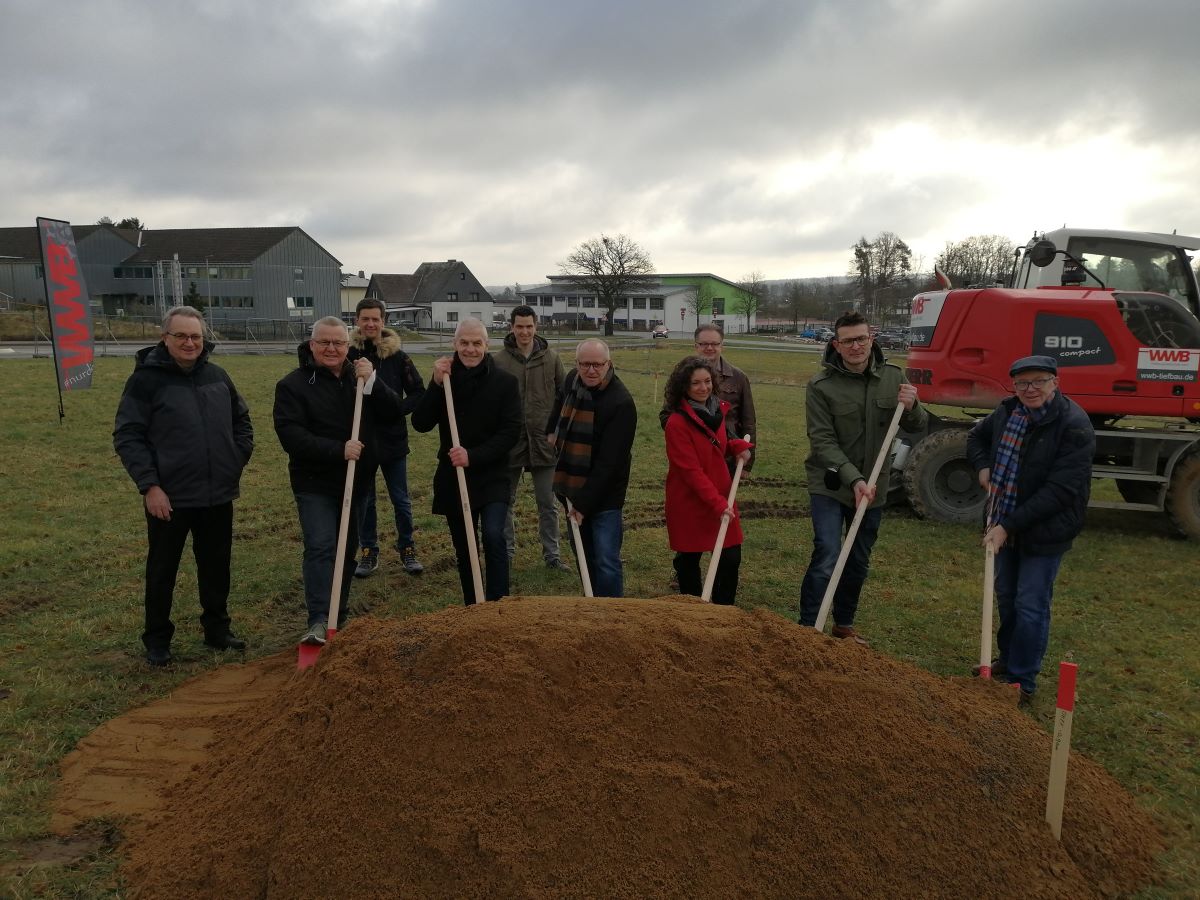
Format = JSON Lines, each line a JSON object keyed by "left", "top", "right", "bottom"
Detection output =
{"left": 966, "top": 355, "right": 1095, "bottom": 704}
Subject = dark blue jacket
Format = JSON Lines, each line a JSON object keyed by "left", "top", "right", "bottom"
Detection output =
{"left": 347, "top": 328, "right": 424, "bottom": 461}
{"left": 966, "top": 391, "right": 1095, "bottom": 555}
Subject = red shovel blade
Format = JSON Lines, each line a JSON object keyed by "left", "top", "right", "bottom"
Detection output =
{"left": 296, "top": 626, "right": 338, "bottom": 671}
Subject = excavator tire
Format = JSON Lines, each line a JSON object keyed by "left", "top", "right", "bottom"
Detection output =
{"left": 902, "top": 428, "right": 986, "bottom": 525}
{"left": 1165, "top": 449, "right": 1200, "bottom": 540}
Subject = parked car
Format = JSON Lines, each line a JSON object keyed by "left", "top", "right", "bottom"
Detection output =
{"left": 814, "top": 327, "right": 834, "bottom": 342}
{"left": 652, "top": 325, "right": 671, "bottom": 339}
{"left": 875, "top": 330, "right": 910, "bottom": 350}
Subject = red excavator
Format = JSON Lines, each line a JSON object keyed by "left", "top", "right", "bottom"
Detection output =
{"left": 899, "top": 228, "right": 1200, "bottom": 539}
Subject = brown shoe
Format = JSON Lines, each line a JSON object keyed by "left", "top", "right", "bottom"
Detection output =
{"left": 831, "top": 625, "right": 870, "bottom": 646}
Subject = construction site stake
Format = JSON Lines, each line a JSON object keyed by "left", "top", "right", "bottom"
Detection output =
{"left": 1045, "top": 661, "right": 1079, "bottom": 840}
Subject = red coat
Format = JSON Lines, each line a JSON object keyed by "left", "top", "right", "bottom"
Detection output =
{"left": 664, "top": 400, "right": 749, "bottom": 552}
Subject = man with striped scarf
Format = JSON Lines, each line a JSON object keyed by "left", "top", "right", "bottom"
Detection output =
{"left": 967, "top": 356, "right": 1095, "bottom": 704}
{"left": 546, "top": 339, "right": 637, "bottom": 597}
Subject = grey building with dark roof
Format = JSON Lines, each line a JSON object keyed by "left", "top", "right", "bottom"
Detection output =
{"left": 0, "top": 225, "right": 341, "bottom": 323}
{"left": 365, "top": 259, "right": 493, "bottom": 329}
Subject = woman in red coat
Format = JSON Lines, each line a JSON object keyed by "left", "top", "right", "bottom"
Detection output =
{"left": 663, "top": 356, "right": 753, "bottom": 604}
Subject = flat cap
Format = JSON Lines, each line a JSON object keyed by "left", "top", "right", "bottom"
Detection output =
{"left": 1009, "top": 355, "right": 1058, "bottom": 377}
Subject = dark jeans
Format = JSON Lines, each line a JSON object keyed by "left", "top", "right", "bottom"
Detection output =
{"left": 799, "top": 493, "right": 882, "bottom": 628}
{"left": 294, "top": 492, "right": 359, "bottom": 628}
{"left": 143, "top": 502, "right": 234, "bottom": 650}
{"left": 446, "top": 501, "right": 509, "bottom": 604}
{"left": 579, "top": 508, "right": 624, "bottom": 598}
{"left": 994, "top": 547, "right": 1063, "bottom": 694}
{"left": 674, "top": 544, "right": 742, "bottom": 605}
{"left": 355, "top": 456, "right": 415, "bottom": 551}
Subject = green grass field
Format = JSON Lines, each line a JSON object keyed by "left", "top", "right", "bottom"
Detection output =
{"left": 1, "top": 341, "right": 1197, "bottom": 897}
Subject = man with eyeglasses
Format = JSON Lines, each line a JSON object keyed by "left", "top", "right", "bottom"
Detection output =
{"left": 967, "top": 355, "right": 1094, "bottom": 705}
{"left": 115, "top": 305, "right": 254, "bottom": 666}
{"left": 690, "top": 324, "right": 757, "bottom": 473}
{"left": 800, "top": 311, "right": 926, "bottom": 645}
{"left": 274, "top": 316, "right": 405, "bottom": 645}
{"left": 546, "top": 339, "right": 637, "bottom": 596}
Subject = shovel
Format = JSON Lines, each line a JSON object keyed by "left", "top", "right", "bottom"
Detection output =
{"left": 298, "top": 375, "right": 365, "bottom": 670}
{"left": 701, "top": 434, "right": 750, "bottom": 602}
{"left": 445, "top": 370, "right": 485, "bottom": 605}
{"left": 813, "top": 403, "right": 905, "bottom": 633}
{"left": 977, "top": 543, "right": 995, "bottom": 678}
{"left": 564, "top": 498, "right": 594, "bottom": 597}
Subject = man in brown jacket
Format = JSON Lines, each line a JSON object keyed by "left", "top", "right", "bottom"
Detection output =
{"left": 693, "top": 323, "right": 756, "bottom": 471}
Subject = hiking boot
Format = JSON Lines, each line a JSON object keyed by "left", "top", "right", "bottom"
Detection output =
{"left": 301, "top": 620, "right": 328, "bottom": 646}
{"left": 204, "top": 631, "right": 247, "bottom": 651}
{"left": 354, "top": 547, "right": 379, "bottom": 578}
{"left": 831, "top": 624, "right": 870, "bottom": 646}
{"left": 400, "top": 545, "right": 424, "bottom": 575}
{"left": 145, "top": 646, "right": 172, "bottom": 667}
{"left": 546, "top": 558, "right": 572, "bottom": 573}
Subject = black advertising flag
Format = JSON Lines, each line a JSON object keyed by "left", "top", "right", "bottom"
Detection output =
{"left": 37, "top": 217, "right": 95, "bottom": 393}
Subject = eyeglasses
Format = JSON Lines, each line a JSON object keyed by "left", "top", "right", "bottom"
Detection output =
{"left": 696, "top": 342, "right": 722, "bottom": 349}
{"left": 1013, "top": 376, "right": 1055, "bottom": 391}
{"left": 578, "top": 361, "right": 608, "bottom": 370}
{"left": 836, "top": 336, "right": 871, "bottom": 347}
{"left": 165, "top": 332, "right": 204, "bottom": 343}
{"left": 312, "top": 339, "right": 349, "bottom": 349}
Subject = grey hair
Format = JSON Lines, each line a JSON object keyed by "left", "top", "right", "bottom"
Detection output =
{"left": 163, "top": 306, "right": 204, "bottom": 330}
{"left": 575, "top": 338, "right": 610, "bottom": 361}
{"left": 454, "top": 317, "right": 488, "bottom": 339}
{"left": 311, "top": 316, "right": 349, "bottom": 334}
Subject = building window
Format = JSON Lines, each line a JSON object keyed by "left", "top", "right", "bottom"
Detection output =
{"left": 293, "top": 267, "right": 304, "bottom": 281}
{"left": 294, "top": 296, "right": 313, "bottom": 308}
{"left": 446, "top": 311, "right": 459, "bottom": 322}
{"left": 447, "top": 292, "right": 458, "bottom": 301}
{"left": 460, "top": 272, "right": 466, "bottom": 280}
{"left": 567, "top": 297, "right": 580, "bottom": 308}
{"left": 470, "top": 292, "right": 479, "bottom": 301}
{"left": 540, "top": 296, "right": 553, "bottom": 307}
{"left": 650, "top": 297, "right": 664, "bottom": 311}
{"left": 711, "top": 298, "right": 724, "bottom": 315}
{"left": 582, "top": 297, "right": 596, "bottom": 308}
{"left": 632, "top": 297, "right": 647, "bottom": 310}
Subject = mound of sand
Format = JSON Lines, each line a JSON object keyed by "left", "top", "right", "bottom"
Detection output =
{"left": 113, "top": 596, "right": 1159, "bottom": 898}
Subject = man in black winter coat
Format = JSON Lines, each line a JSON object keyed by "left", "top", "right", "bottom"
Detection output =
{"left": 347, "top": 298, "right": 426, "bottom": 578}
{"left": 411, "top": 318, "right": 521, "bottom": 604}
{"left": 967, "top": 355, "right": 1095, "bottom": 703}
{"left": 114, "top": 306, "right": 254, "bottom": 667}
{"left": 274, "top": 317, "right": 404, "bottom": 645}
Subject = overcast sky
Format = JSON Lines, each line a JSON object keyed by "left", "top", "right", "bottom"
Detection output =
{"left": 3, "top": 0, "right": 1197, "bottom": 286}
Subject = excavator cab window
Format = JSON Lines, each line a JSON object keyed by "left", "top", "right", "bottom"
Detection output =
{"left": 1114, "top": 292, "right": 1200, "bottom": 349}
{"left": 1067, "top": 237, "right": 1198, "bottom": 312}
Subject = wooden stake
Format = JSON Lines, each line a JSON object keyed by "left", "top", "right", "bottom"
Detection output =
{"left": 978, "top": 544, "right": 995, "bottom": 678}
{"left": 445, "top": 372, "right": 485, "bottom": 605}
{"left": 1045, "top": 661, "right": 1078, "bottom": 840}
{"left": 702, "top": 435, "right": 750, "bottom": 602}
{"left": 565, "top": 498, "right": 593, "bottom": 598}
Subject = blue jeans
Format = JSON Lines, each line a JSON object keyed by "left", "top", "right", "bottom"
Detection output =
{"left": 446, "top": 501, "right": 509, "bottom": 604}
{"left": 579, "top": 508, "right": 624, "bottom": 597}
{"left": 994, "top": 547, "right": 1063, "bottom": 694}
{"left": 294, "top": 492, "right": 359, "bottom": 627}
{"left": 356, "top": 457, "right": 414, "bottom": 550}
{"left": 799, "top": 493, "right": 882, "bottom": 627}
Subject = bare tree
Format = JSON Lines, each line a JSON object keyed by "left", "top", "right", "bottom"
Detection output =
{"left": 734, "top": 270, "right": 766, "bottom": 333}
{"left": 850, "top": 231, "right": 912, "bottom": 321}
{"left": 559, "top": 234, "right": 656, "bottom": 336}
{"left": 935, "top": 234, "right": 1016, "bottom": 287}
{"left": 684, "top": 280, "right": 714, "bottom": 331}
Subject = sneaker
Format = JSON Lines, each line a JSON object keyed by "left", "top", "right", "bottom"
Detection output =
{"left": 145, "top": 646, "right": 172, "bottom": 667}
{"left": 204, "top": 631, "right": 247, "bottom": 651}
{"left": 400, "top": 546, "right": 424, "bottom": 575}
{"left": 301, "top": 620, "right": 328, "bottom": 646}
{"left": 831, "top": 624, "right": 870, "bottom": 646}
{"left": 546, "top": 558, "right": 572, "bottom": 573}
{"left": 354, "top": 547, "right": 379, "bottom": 578}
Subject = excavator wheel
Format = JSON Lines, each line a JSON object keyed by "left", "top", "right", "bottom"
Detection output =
{"left": 902, "top": 428, "right": 987, "bottom": 525}
{"left": 1165, "top": 449, "right": 1200, "bottom": 540}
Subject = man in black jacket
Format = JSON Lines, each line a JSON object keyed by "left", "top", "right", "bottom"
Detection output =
{"left": 347, "top": 298, "right": 426, "bottom": 578}
{"left": 547, "top": 339, "right": 638, "bottom": 597}
{"left": 967, "top": 355, "right": 1095, "bottom": 703}
{"left": 114, "top": 306, "right": 254, "bottom": 666}
{"left": 411, "top": 318, "right": 521, "bottom": 604}
{"left": 274, "top": 317, "right": 404, "bottom": 645}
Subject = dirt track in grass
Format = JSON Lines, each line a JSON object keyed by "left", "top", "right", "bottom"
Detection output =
{"left": 55, "top": 596, "right": 1162, "bottom": 898}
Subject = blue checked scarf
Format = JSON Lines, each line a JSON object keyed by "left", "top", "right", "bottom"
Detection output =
{"left": 987, "top": 401, "right": 1049, "bottom": 527}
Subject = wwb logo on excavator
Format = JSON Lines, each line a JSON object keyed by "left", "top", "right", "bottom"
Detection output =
{"left": 1137, "top": 348, "right": 1200, "bottom": 382}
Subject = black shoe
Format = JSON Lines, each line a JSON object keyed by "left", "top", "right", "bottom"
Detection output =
{"left": 146, "top": 646, "right": 172, "bottom": 667}
{"left": 354, "top": 547, "right": 380, "bottom": 578}
{"left": 546, "top": 558, "right": 572, "bottom": 573}
{"left": 204, "top": 631, "right": 247, "bottom": 651}
{"left": 400, "top": 545, "right": 424, "bottom": 575}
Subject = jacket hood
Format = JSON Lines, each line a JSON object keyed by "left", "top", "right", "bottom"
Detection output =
{"left": 819, "top": 339, "right": 886, "bottom": 375}
{"left": 350, "top": 327, "right": 403, "bottom": 359}
{"left": 502, "top": 331, "right": 548, "bottom": 359}
{"left": 135, "top": 340, "right": 214, "bottom": 372}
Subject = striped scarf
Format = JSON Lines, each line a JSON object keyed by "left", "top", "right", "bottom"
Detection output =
{"left": 552, "top": 367, "right": 613, "bottom": 499}
{"left": 987, "top": 401, "right": 1048, "bottom": 526}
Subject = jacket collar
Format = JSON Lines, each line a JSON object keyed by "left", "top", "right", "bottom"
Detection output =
{"left": 350, "top": 327, "right": 402, "bottom": 359}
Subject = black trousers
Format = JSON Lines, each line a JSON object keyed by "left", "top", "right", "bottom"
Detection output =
{"left": 143, "top": 502, "right": 234, "bottom": 649}
{"left": 673, "top": 544, "right": 742, "bottom": 605}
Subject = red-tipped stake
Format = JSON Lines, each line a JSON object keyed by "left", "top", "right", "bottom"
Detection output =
{"left": 1045, "top": 662, "right": 1079, "bottom": 840}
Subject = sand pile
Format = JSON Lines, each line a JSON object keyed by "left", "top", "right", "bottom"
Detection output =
{"left": 119, "top": 596, "right": 1161, "bottom": 898}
